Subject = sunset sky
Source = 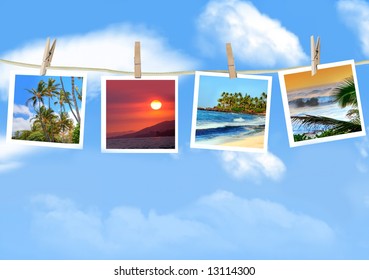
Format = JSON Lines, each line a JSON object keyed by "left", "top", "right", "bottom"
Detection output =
{"left": 283, "top": 62, "right": 354, "bottom": 92}
{"left": 106, "top": 79, "right": 175, "bottom": 136}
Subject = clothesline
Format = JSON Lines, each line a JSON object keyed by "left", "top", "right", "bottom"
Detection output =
{"left": 1, "top": 58, "right": 369, "bottom": 76}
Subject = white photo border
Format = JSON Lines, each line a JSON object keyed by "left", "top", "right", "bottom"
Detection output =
{"left": 6, "top": 70, "right": 87, "bottom": 149}
{"left": 101, "top": 76, "right": 178, "bottom": 154}
{"left": 190, "top": 71, "right": 272, "bottom": 153}
{"left": 279, "top": 60, "right": 366, "bottom": 148}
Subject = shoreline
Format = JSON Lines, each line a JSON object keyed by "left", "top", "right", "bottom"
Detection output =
{"left": 198, "top": 107, "right": 266, "bottom": 116}
{"left": 221, "top": 132, "right": 265, "bottom": 148}
{"left": 197, "top": 132, "right": 265, "bottom": 148}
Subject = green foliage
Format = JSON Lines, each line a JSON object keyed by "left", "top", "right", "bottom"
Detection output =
{"left": 216, "top": 91, "right": 267, "bottom": 114}
{"left": 72, "top": 123, "right": 80, "bottom": 144}
{"left": 294, "top": 134, "right": 309, "bottom": 142}
{"left": 294, "top": 128, "right": 349, "bottom": 142}
{"left": 316, "top": 129, "right": 338, "bottom": 138}
{"left": 333, "top": 76, "right": 357, "bottom": 108}
{"left": 291, "top": 114, "right": 362, "bottom": 135}
{"left": 27, "top": 131, "right": 46, "bottom": 141}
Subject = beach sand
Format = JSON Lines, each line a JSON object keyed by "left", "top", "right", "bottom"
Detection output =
{"left": 221, "top": 133, "right": 265, "bottom": 148}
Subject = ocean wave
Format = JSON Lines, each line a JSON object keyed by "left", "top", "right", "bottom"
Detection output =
{"left": 197, "top": 120, "right": 264, "bottom": 130}
{"left": 196, "top": 124, "right": 265, "bottom": 137}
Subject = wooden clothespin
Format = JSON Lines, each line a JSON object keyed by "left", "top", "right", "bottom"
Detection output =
{"left": 226, "top": 43, "right": 237, "bottom": 79}
{"left": 134, "top": 41, "right": 141, "bottom": 78}
{"left": 40, "top": 38, "right": 56, "bottom": 76}
{"left": 311, "top": 36, "right": 320, "bottom": 76}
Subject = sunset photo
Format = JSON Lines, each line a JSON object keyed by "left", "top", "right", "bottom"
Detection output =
{"left": 279, "top": 60, "right": 366, "bottom": 147}
{"left": 101, "top": 77, "right": 177, "bottom": 153}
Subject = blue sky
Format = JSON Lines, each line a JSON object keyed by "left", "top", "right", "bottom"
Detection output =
{"left": 197, "top": 74, "right": 269, "bottom": 107}
{"left": 0, "top": 0, "right": 369, "bottom": 260}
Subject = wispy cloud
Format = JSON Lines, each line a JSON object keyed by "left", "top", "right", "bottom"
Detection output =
{"left": 356, "top": 130, "right": 369, "bottom": 159}
{"left": 337, "top": 0, "right": 369, "bottom": 56}
{"left": 0, "top": 24, "right": 198, "bottom": 100}
{"left": 13, "top": 104, "right": 33, "bottom": 117}
{"left": 220, "top": 151, "right": 286, "bottom": 182}
{"left": 30, "top": 190, "right": 335, "bottom": 258}
{"left": 0, "top": 135, "right": 37, "bottom": 173}
{"left": 356, "top": 127, "right": 369, "bottom": 173}
{"left": 197, "top": 0, "right": 308, "bottom": 67}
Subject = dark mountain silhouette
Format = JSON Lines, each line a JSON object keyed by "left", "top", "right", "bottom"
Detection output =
{"left": 107, "top": 130, "right": 135, "bottom": 138}
{"left": 108, "top": 120, "right": 175, "bottom": 139}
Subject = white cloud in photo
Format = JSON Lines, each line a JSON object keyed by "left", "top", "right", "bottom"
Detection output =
{"left": 337, "top": 0, "right": 369, "bottom": 56}
{"left": 0, "top": 135, "right": 37, "bottom": 173}
{"left": 197, "top": 0, "right": 308, "bottom": 67}
{"left": 0, "top": 24, "right": 198, "bottom": 100}
{"left": 12, "top": 104, "right": 34, "bottom": 132}
{"left": 220, "top": 151, "right": 286, "bottom": 182}
{"left": 12, "top": 117, "right": 32, "bottom": 132}
{"left": 13, "top": 104, "right": 33, "bottom": 117}
{"left": 30, "top": 190, "right": 335, "bottom": 258}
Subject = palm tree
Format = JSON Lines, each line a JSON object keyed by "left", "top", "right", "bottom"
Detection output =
{"left": 59, "top": 77, "right": 79, "bottom": 123}
{"left": 54, "top": 89, "right": 70, "bottom": 114}
{"left": 292, "top": 114, "right": 362, "bottom": 135}
{"left": 31, "top": 106, "right": 53, "bottom": 141}
{"left": 44, "top": 78, "right": 60, "bottom": 108}
{"left": 70, "top": 76, "right": 81, "bottom": 124}
{"left": 26, "top": 80, "right": 47, "bottom": 112}
{"left": 57, "top": 112, "right": 74, "bottom": 143}
{"left": 291, "top": 76, "right": 362, "bottom": 137}
{"left": 333, "top": 76, "right": 357, "bottom": 108}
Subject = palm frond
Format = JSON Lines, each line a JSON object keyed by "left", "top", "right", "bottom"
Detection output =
{"left": 292, "top": 114, "right": 362, "bottom": 134}
{"left": 332, "top": 76, "right": 358, "bottom": 108}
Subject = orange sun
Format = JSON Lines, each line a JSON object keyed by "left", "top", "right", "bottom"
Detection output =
{"left": 150, "top": 100, "right": 162, "bottom": 110}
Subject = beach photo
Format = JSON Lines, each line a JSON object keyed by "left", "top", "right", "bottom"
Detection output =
{"left": 191, "top": 72, "right": 272, "bottom": 152}
{"left": 101, "top": 76, "right": 178, "bottom": 153}
{"left": 279, "top": 60, "right": 366, "bottom": 147}
{"left": 7, "top": 71, "right": 87, "bottom": 148}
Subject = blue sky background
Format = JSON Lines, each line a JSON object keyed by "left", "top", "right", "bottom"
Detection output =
{"left": 0, "top": 0, "right": 369, "bottom": 259}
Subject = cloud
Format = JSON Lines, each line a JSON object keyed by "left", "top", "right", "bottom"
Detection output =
{"left": 12, "top": 105, "right": 34, "bottom": 131}
{"left": 0, "top": 135, "right": 37, "bottom": 173}
{"left": 220, "top": 151, "right": 286, "bottom": 182}
{"left": 197, "top": 0, "right": 308, "bottom": 67}
{"left": 12, "top": 117, "right": 32, "bottom": 132}
{"left": 337, "top": 0, "right": 369, "bottom": 56}
{"left": 355, "top": 127, "right": 369, "bottom": 172}
{"left": 30, "top": 190, "right": 335, "bottom": 258}
{"left": 356, "top": 130, "right": 369, "bottom": 159}
{"left": 0, "top": 24, "right": 198, "bottom": 100}
{"left": 13, "top": 104, "right": 33, "bottom": 117}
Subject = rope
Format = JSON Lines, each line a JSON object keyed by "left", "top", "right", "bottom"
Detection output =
{"left": 1, "top": 58, "right": 369, "bottom": 75}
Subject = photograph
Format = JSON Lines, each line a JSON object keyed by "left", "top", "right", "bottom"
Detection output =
{"left": 6, "top": 71, "right": 87, "bottom": 148}
{"left": 191, "top": 71, "right": 272, "bottom": 152}
{"left": 101, "top": 76, "right": 178, "bottom": 153}
{"left": 279, "top": 60, "right": 366, "bottom": 147}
